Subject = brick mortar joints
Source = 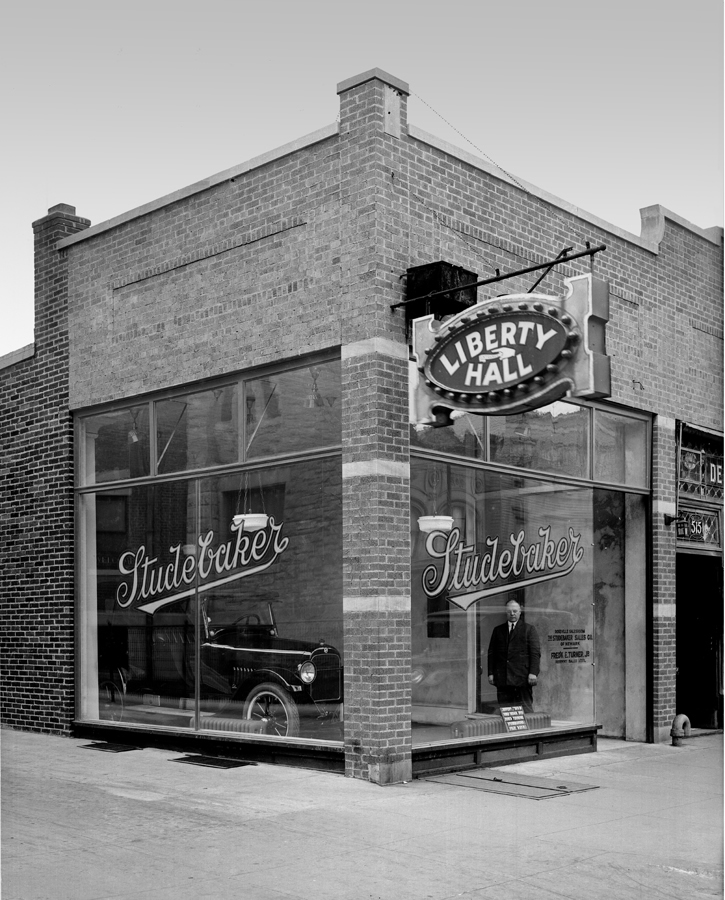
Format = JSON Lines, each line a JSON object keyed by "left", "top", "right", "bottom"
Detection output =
{"left": 421, "top": 210, "right": 601, "bottom": 280}
{"left": 110, "top": 217, "right": 307, "bottom": 290}
{"left": 690, "top": 318, "right": 724, "bottom": 340}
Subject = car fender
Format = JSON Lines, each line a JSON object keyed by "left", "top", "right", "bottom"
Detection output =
{"left": 233, "top": 668, "right": 302, "bottom": 702}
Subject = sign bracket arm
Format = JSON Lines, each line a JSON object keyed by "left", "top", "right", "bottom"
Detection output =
{"left": 526, "top": 246, "right": 575, "bottom": 294}
{"left": 392, "top": 244, "right": 606, "bottom": 310}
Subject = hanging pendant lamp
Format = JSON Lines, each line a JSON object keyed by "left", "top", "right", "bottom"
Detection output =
{"left": 417, "top": 515, "right": 454, "bottom": 533}
{"left": 232, "top": 512, "right": 269, "bottom": 531}
{"left": 232, "top": 468, "right": 269, "bottom": 531}
{"left": 417, "top": 464, "right": 454, "bottom": 533}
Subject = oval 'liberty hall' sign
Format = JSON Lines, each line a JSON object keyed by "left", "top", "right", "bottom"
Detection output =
{"left": 426, "top": 307, "right": 572, "bottom": 394}
{"left": 410, "top": 274, "right": 611, "bottom": 423}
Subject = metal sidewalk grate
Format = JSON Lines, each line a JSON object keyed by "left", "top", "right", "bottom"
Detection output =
{"left": 81, "top": 742, "right": 140, "bottom": 753}
{"left": 426, "top": 767, "right": 599, "bottom": 799}
{"left": 170, "top": 755, "right": 255, "bottom": 769}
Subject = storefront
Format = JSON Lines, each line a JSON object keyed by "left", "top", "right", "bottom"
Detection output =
{"left": 1, "top": 67, "right": 722, "bottom": 782}
{"left": 674, "top": 425, "right": 723, "bottom": 730}
{"left": 410, "top": 402, "right": 649, "bottom": 747}
{"left": 78, "top": 358, "right": 344, "bottom": 749}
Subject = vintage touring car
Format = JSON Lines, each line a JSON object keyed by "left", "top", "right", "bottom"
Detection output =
{"left": 98, "top": 596, "right": 343, "bottom": 737}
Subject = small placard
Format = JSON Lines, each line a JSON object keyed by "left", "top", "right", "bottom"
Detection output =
{"left": 499, "top": 705, "right": 529, "bottom": 732}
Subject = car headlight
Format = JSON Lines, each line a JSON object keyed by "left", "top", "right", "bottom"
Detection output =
{"left": 298, "top": 661, "right": 316, "bottom": 684}
{"left": 411, "top": 667, "right": 426, "bottom": 685}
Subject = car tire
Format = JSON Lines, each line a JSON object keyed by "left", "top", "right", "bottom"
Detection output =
{"left": 244, "top": 682, "right": 300, "bottom": 737}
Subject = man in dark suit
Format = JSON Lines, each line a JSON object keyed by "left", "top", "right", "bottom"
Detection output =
{"left": 487, "top": 598, "right": 541, "bottom": 713}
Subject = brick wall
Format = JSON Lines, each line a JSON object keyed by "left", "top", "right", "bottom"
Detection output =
{"left": 0, "top": 205, "right": 89, "bottom": 733}
{"left": 650, "top": 417, "right": 678, "bottom": 739}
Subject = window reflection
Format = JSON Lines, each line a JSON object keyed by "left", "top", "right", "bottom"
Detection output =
{"left": 156, "top": 384, "right": 238, "bottom": 474}
{"left": 81, "top": 459, "right": 343, "bottom": 742}
{"left": 594, "top": 410, "right": 648, "bottom": 487}
{"left": 81, "top": 406, "right": 150, "bottom": 484}
{"left": 83, "top": 482, "right": 198, "bottom": 729}
{"left": 489, "top": 402, "right": 589, "bottom": 478}
{"left": 80, "top": 360, "right": 342, "bottom": 482}
{"left": 410, "top": 458, "right": 646, "bottom": 746}
{"left": 246, "top": 361, "right": 341, "bottom": 458}
{"left": 411, "top": 412, "right": 485, "bottom": 458}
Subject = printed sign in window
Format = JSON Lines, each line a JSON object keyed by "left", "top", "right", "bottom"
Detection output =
{"left": 500, "top": 705, "right": 529, "bottom": 732}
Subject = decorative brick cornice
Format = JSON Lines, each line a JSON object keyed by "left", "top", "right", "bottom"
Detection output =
{"left": 690, "top": 318, "right": 724, "bottom": 341}
{"left": 110, "top": 218, "right": 306, "bottom": 290}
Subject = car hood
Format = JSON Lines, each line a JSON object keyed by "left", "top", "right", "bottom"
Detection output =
{"left": 206, "top": 630, "right": 336, "bottom": 656}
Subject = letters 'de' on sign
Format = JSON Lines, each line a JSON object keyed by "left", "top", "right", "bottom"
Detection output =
{"left": 410, "top": 273, "right": 611, "bottom": 424}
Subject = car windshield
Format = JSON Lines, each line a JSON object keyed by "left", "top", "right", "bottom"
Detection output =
{"left": 202, "top": 594, "right": 279, "bottom": 631}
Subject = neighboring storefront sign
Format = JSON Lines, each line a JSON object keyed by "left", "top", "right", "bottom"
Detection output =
{"left": 706, "top": 457, "right": 724, "bottom": 488}
{"left": 675, "top": 508, "right": 721, "bottom": 549}
{"left": 410, "top": 273, "right": 610, "bottom": 424}
{"left": 676, "top": 428, "right": 723, "bottom": 550}
{"left": 679, "top": 448, "right": 724, "bottom": 499}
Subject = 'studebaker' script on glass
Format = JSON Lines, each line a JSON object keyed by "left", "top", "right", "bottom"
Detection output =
{"left": 116, "top": 518, "right": 289, "bottom": 615}
{"left": 422, "top": 525, "right": 584, "bottom": 610}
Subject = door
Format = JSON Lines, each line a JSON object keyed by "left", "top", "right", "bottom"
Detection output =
{"left": 676, "top": 553, "right": 723, "bottom": 728}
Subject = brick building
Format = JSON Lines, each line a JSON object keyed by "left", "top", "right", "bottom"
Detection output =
{"left": 1, "top": 68, "right": 722, "bottom": 784}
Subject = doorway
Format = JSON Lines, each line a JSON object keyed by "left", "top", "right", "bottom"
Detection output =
{"left": 676, "top": 553, "right": 723, "bottom": 728}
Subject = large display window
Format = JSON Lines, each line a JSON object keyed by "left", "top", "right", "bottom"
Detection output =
{"left": 412, "top": 400, "right": 649, "bottom": 490}
{"left": 77, "top": 359, "right": 343, "bottom": 743}
{"left": 410, "top": 402, "right": 649, "bottom": 747}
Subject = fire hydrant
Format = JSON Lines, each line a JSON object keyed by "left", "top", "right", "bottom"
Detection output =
{"left": 670, "top": 714, "right": 691, "bottom": 747}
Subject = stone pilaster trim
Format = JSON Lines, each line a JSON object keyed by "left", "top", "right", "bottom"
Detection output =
{"left": 343, "top": 460, "right": 409, "bottom": 480}
{"left": 655, "top": 415, "right": 677, "bottom": 433}
{"left": 653, "top": 604, "right": 676, "bottom": 619}
{"left": 342, "top": 337, "right": 408, "bottom": 360}
{"left": 336, "top": 68, "right": 410, "bottom": 96}
{"left": 653, "top": 499, "right": 677, "bottom": 517}
{"left": 343, "top": 595, "right": 410, "bottom": 612}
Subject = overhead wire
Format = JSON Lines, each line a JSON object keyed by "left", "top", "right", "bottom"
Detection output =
{"left": 408, "top": 188, "right": 500, "bottom": 276}
{"left": 411, "top": 91, "right": 593, "bottom": 252}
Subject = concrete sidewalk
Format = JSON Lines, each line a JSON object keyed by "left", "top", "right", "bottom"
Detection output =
{"left": 2, "top": 727, "right": 722, "bottom": 900}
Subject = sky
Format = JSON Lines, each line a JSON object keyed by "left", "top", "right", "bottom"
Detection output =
{"left": 1, "top": 0, "right": 722, "bottom": 358}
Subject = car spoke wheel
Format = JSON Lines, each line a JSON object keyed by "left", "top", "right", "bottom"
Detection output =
{"left": 99, "top": 681, "right": 124, "bottom": 721}
{"left": 244, "top": 683, "right": 300, "bottom": 737}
